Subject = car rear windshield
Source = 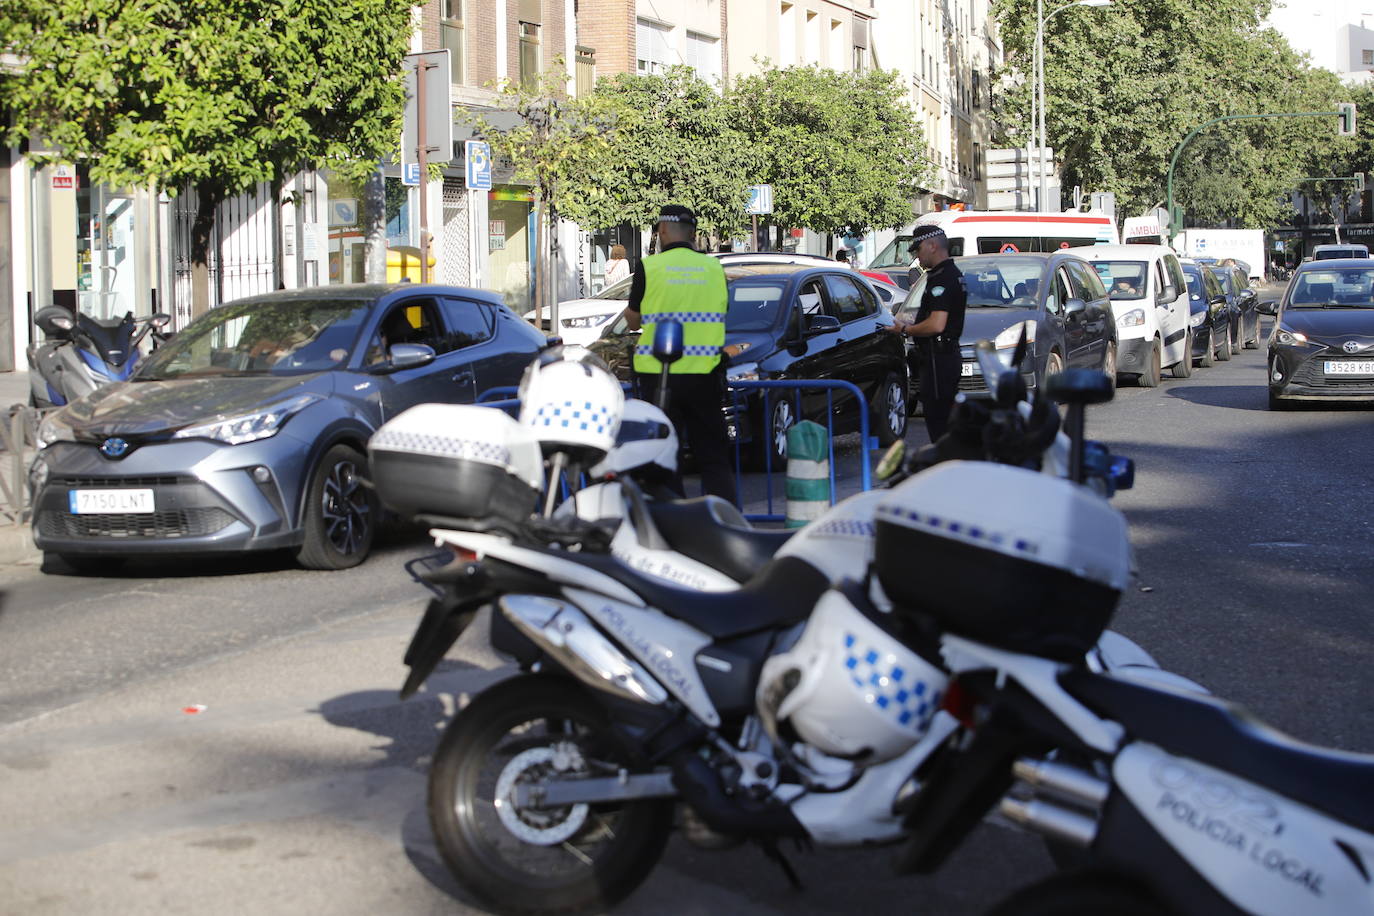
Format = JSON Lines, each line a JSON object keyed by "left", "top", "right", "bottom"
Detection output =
{"left": 1288, "top": 269, "right": 1374, "bottom": 308}
{"left": 136, "top": 298, "right": 373, "bottom": 379}
{"left": 1091, "top": 261, "right": 1148, "bottom": 301}
{"left": 951, "top": 256, "right": 1047, "bottom": 308}
{"left": 726, "top": 278, "right": 789, "bottom": 331}
{"left": 1313, "top": 248, "right": 1369, "bottom": 260}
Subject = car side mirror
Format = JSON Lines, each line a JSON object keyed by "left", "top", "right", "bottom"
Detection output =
{"left": 803, "top": 313, "right": 842, "bottom": 337}
{"left": 1256, "top": 299, "right": 1279, "bottom": 316}
{"left": 373, "top": 342, "right": 436, "bottom": 373}
{"left": 1064, "top": 297, "right": 1088, "bottom": 320}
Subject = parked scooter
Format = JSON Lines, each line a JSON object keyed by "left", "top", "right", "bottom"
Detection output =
{"left": 367, "top": 331, "right": 1169, "bottom": 914}
{"left": 27, "top": 306, "right": 171, "bottom": 409}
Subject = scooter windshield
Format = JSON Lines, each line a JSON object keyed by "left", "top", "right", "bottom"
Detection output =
{"left": 136, "top": 299, "right": 373, "bottom": 379}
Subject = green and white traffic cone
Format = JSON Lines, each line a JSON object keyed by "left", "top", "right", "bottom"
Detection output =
{"left": 785, "top": 420, "right": 831, "bottom": 529}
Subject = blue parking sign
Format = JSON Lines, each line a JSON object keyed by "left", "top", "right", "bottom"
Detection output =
{"left": 466, "top": 141, "right": 492, "bottom": 191}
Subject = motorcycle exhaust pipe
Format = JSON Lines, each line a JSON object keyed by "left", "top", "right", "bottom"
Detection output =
{"left": 1012, "top": 757, "right": 1109, "bottom": 809}
{"left": 999, "top": 796, "right": 1098, "bottom": 848}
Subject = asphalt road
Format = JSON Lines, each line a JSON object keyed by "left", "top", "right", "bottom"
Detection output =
{"left": 2, "top": 316, "right": 1373, "bottom": 914}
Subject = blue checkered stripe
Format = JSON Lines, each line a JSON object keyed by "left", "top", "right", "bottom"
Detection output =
{"left": 649, "top": 311, "right": 721, "bottom": 323}
{"left": 529, "top": 399, "right": 615, "bottom": 435}
{"left": 844, "top": 632, "right": 941, "bottom": 730}
{"left": 812, "top": 518, "right": 875, "bottom": 538}
{"left": 876, "top": 503, "right": 1040, "bottom": 556}
{"left": 372, "top": 429, "right": 511, "bottom": 465}
{"left": 635, "top": 344, "right": 722, "bottom": 357}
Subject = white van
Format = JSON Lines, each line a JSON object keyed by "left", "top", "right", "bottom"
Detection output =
{"left": 1075, "top": 245, "right": 1192, "bottom": 387}
{"left": 868, "top": 210, "right": 1119, "bottom": 266}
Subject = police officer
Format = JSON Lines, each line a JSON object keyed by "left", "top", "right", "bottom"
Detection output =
{"left": 625, "top": 204, "right": 735, "bottom": 501}
{"left": 887, "top": 225, "right": 966, "bottom": 442}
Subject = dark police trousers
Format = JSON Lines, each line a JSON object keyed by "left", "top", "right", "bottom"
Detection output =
{"left": 920, "top": 344, "right": 963, "bottom": 443}
{"left": 637, "top": 366, "right": 735, "bottom": 502}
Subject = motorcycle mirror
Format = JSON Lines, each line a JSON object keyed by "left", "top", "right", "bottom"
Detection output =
{"left": 35, "top": 306, "right": 76, "bottom": 336}
{"left": 651, "top": 319, "right": 685, "bottom": 366}
{"left": 1009, "top": 324, "right": 1029, "bottom": 370}
{"left": 875, "top": 440, "right": 906, "bottom": 480}
{"left": 973, "top": 339, "right": 1009, "bottom": 398}
{"left": 148, "top": 313, "right": 172, "bottom": 329}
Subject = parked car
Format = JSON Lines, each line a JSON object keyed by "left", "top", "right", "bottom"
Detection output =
{"left": 589, "top": 262, "right": 908, "bottom": 465}
{"left": 31, "top": 285, "right": 549, "bottom": 573}
{"left": 1311, "top": 243, "right": 1370, "bottom": 260}
{"left": 896, "top": 251, "right": 1117, "bottom": 398}
{"left": 1180, "top": 260, "right": 1232, "bottom": 368}
{"left": 526, "top": 278, "right": 632, "bottom": 356}
{"left": 1214, "top": 262, "right": 1263, "bottom": 352}
{"left": 1262, "top": 259, "right": 1374, "bottom": 409}
{"left": 1076, "top": 244, "right": 1192, "bottom": 386}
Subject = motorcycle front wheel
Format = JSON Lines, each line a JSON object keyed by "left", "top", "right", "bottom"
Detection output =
{"left": 428, "top": 675, "right": 673, "bottom": 916}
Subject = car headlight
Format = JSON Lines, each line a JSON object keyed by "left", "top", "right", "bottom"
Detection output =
{"left": 36, "top": 413, "right": 75, "bottom": 450}
{"left": 172, "top": 393, "right": 321, "bottom": 445}
{"left": 995, "top": 320, "right": 1037, "bottom": 349}
{"left": 728, "top": 362, "right": 761, "bottom": 382}
{"left": 1276, "top": 328, "right": 1312, "bottom": 347}
{"left": 562, "top": 313, "right": 617, "bottom": 329}
{"left": 1189, "top": 310, "right": 1206, "bottom": 328}
{"left": 1116, "top": 308, "right": 1145, "bottom": 328}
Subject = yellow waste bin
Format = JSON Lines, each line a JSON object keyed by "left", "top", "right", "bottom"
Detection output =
{"left": 386, "top": 246, "right": 435, "bottom": 283}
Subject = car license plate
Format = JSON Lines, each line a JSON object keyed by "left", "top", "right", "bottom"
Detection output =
{"left": 961, "top": 362, "right": 979, "bottom": 377}
{"left": 1324, "top": 360, "right": 1374, "bottom": 375}
{"left": 68, "top": 488, "right": 155, "bottom": 514}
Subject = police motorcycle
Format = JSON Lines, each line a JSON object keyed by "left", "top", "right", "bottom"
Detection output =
{"left": 867, "top": 379, "right": 1374, "bottom": 915}
{"left": 27, "top": 305, "right": 172, "bottom": 409}
{"left": 366, "top": 327, "right": 1163, "bottom": 914}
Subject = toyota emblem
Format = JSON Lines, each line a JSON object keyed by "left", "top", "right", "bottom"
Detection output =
{"left": 1344, "top": 341, "right": 1362, "bottom": 354}
{"left": 100, "top": 437, "right": 131, "bottom": 458}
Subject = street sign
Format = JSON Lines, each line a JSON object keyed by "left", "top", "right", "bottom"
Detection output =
{"left": 401, "top": 162, "right": 421, "bottom": 187}
{"left": 328, "top": 198, "right": 359, "bottom": 228}
{"left": 51, "top": 164, "right": 76, "bottom": 190}
{"left": 466, "top": 140, "right": 493, "bottom": 191}
{"left": 402, "top": 50, "right": 453, "bottom": 167}
{"left": 1000, "top": 243, "right": 1020, "bottom": 253}
{"left": 746, "top": 184, "right": 773, "bottom": 215}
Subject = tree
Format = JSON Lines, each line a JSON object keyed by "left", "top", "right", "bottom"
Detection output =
{"left": 1, "top": 0, "right": 413, "bottom": 315}
{"left": 729, "top": 65, "right": 931, "bottom": 243}
{"left": 467, "top": 64, "right": 619, "bottom": 327}
{"left": 560, "top": 66, "right": 758, "bottom": 240}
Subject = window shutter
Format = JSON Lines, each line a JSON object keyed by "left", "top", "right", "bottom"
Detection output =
{"left": 519, "top": 0, "right": 540, "bottom": 24}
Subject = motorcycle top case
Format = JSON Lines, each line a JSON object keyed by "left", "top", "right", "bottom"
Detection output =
{"left": 368, "top": 404, "right": 543, "bottom": 534}
{"left": 873, "top": 461, "right": 1132, "bottom": 661}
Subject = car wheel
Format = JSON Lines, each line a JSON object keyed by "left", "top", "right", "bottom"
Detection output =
{"left": 1172, "top": 330, "right": 1194, "bottom": 378}
{"left": 756, "top": 396, "right": 797, "bottom": 469}
{"left": 1041, "top": 350, "right": 1065, "bottom": 388}
{"left": 1200, "top": 329, "right": 1216, "bottom": 368}
{"left": 52, "top": 554, "right": 126, "bottom": 576}
{"left": 874, "top": 371, "right": 908, "bottom": 446}
{"left": 1216, "top": 323, "right": 1232, "bottom": 361}
{"left": 1137, "top": 339, "right": 1161, "bottom": 388}
{"left": 1229, "top": 320, "right": 1242, "bottom": 355}
{"left": 1101, "top": 343, "right": 1118, "bottom": 392}
{"left": 296, "top": 443, "right": 376, "bottom": 570}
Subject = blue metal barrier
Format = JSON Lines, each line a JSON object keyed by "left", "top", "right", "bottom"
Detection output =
{"left": 726, "top": 379, "right": 876, "bottom": 523}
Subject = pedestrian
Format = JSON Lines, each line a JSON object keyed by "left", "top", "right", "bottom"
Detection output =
{"left": 886, "top": 225, "right": 966, "bottom": 442}
{"left": 604, "top": 244, "right": 631, "bottom": 287}
{"left": 625, "top": 204, "right": 735, "bottom": 502}
{"left": 835, "top": 248, "right": 852, "bottom": 265}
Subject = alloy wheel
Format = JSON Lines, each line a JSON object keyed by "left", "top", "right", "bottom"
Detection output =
{"left": 321, "top": 457, "right": 371, "bottom": 556}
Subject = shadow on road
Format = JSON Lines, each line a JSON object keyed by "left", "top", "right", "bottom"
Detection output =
{"left": 1164, "top": 384, "right": 1270, "bottom": 411}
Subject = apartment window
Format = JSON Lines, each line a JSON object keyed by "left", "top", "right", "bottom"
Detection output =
{"left": 780, "top": 3, "right": 796, "bottom": 64}
{"left": 636, "top": 19, "right": 672, "bottom": 75}
{"left": 972, "top": 69, "right": 982, "bottom": 107}
{"left": 804, "top": 10, "right": 821, "bottom": 63}
{"left": 829, "top": 19, "right": 844, "bottom": 69}
{"left": 519, "top": 21, "right": 541, "bottom": 87}
{"left": 686, "top": 31, "right": 720, "bottom": 84}
{"left": 1364, "top": 48, "right": 1374, "bottom": 65}
{"left": 576, "top": 45, "right": 596, "bottom": 96}
{"left": 442, "top": 0, "right": 464, "bottom": 83}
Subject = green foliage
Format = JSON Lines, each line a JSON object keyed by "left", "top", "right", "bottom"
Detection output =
{"left": 1, "top": 0, "right": 414, "bottom": 194}
{"left": 990, "top": 0, "right": 1349, "bottom": 226}
{"left": 729, "top": 65, "right": 931, "bottom": 235}
{"left": 561, "top": 66, "right": 757, "bottom": 237}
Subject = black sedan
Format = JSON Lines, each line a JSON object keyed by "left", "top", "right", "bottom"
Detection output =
{"left": 31, "top": 284, "right": 548, "bottom": 573}
{"left": 589, "top": 263, "right": 908, "bottom": 465}
{"left": 1262, "top": 260, "right": 1374, "bottom": 409}
{"left": 899, "top": 252, "right": 1117, "bottom": 398}
{"left": 1181, "top": 260, "right": 1232, "bottom": 367}
{"left": 1215, "top": 263, "right": 1263, "bottom": 352}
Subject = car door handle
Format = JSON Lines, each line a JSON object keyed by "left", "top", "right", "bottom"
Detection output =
{"left": 452, "top": 370, "right": 474, "bottom": 386}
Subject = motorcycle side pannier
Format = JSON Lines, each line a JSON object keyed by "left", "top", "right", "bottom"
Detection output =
{"left": 873, "top": 462, "right": 1132, "bottom": 661}
{"left": 369, "top": 404, "right": 543, "bottom": 534}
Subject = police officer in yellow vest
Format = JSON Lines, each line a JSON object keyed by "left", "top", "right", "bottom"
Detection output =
{"left": 625, "top": 205, "right": 735, "bottom": 501}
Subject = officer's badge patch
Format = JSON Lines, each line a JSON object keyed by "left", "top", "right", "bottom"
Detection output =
{"left": 931, "top": 286, "right": 945, "bottom": 297}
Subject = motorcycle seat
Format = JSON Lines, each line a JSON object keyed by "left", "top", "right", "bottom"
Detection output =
{"left": 569, "top": 552, "right": 828, "bottom": 640}
{"left": 1063, "top": 669, "right": 1374, "bottom": 834}
{"left": 646, "top": 496, "right": 793, "bottom": 584}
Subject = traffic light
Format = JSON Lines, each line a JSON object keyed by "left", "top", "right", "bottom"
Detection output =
{"left": 1359, "top": 172, "right": 1368, "bottom": 192}
{"left": 1169, "top": 204, "right": 1185, "bottom": 237}
{"left": 1338, "top": 102, "right": 1357, "bottom": 136}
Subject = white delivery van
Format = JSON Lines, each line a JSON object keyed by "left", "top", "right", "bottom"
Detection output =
{"left": 1175, "top": 229, "right": 1265, "bottom": 282}
{"left": 868, "top": 210, "right": 1119, "bottom": 267}
{"left": 1075, "top": 244, "right": 1192, "bottom": 387}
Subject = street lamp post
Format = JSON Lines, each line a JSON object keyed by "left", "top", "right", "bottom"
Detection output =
{"left": 1035, "top": 0, "right": 1111, "bottom": 212}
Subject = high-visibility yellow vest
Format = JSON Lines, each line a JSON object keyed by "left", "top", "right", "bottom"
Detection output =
{"left": 633, "top": 246, "right": 728, "bottom": 375}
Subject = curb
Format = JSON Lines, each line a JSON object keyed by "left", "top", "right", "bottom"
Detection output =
{"left": 0, "top": 523, "right": 40, "bottom": 566}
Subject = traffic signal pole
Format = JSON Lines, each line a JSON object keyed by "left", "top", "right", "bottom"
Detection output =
{"left": 1166, "top": 108, "right": 1355, "bottom": 238}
